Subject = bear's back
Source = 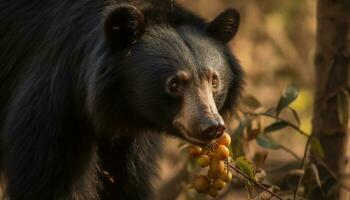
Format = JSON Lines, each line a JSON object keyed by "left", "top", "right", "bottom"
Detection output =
{"left": 0, "top": 0, "right": 105, "bottom": 125}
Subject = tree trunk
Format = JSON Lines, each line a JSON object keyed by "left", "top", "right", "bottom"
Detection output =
{"left": 312, "top": 0, "right": 350, "bottom": 199}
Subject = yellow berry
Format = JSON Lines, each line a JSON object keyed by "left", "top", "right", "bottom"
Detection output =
{"left": 189, "top": 145, "right": 202, "bottom": 157}
{"left": 219, "top": 171, "right": 232, "bottom": 182}
{"left": 214, "top": 179, "right": 226, "bottom": 191}
{"left": 210, "top": 159, "right": 225, "bottom": 175}
{"left": 193, "top": 175, "right": 210, "bottom": 193}
{"left": 197, "top": 155, "right": 210, "bottom": 168}
{"left": 216, "top": 132, "right": 231, "bottom": 146}
{"left": 208, "top": 168, "right": 219, "bottom": 179}
{"left": 207, "top": 168, "right": 218, "bottom": 179}
{"left": 214, "top": 145, "right": 230, "bottom": 160}
{"left": 206, "top": 150, "right": 215, "bottom": 158}
{"left": 208, "top": 187, "right": 218, "bottom": 198}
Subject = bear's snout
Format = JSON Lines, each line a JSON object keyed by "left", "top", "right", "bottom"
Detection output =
{"left": 172, "top": 83, "right": 226, "bottom": 144}
{"left": 199, "top": 114, "right": 225, "bottom": 140}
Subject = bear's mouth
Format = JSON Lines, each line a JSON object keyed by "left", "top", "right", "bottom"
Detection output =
{"left": 173, "top": 122, "right": 211, "bottom": 145}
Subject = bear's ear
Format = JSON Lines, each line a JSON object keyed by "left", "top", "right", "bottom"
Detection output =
{"left": 207, "top": 9, "right": 240, "bottom": 43}
{"left": 104, "top": 5, "right": 145, "bottom": 50}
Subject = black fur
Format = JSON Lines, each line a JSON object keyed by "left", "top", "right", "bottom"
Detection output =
{"left": 0, "top": 0, "right": 243, "bottom": 199}
{"left": 104, "top": 5, "right": 145, "bottom": 50}
{"left": 207, "top": 9, "right": 240, "bottom": 43}
{"left": 98, "top": 133, "right": 161, "bottom": 200}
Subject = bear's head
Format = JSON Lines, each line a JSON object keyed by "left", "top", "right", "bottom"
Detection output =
{"left": 89, "top": 4, "right": 243, "bottom": 145}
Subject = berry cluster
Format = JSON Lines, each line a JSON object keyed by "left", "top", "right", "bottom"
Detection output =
{"left": 189, "top": 133, "right": 233, "bottom": 198}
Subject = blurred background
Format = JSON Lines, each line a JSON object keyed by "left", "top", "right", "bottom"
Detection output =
{"left": 153, "top": 0, "right": 348, "bottom": 199}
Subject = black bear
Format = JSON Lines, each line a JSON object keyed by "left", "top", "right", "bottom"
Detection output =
{"left": 0, "top": 0, "right": 243, "bottom": 199}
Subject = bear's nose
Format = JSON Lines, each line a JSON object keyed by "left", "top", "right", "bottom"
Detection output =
{"left": 200, "top": 118, "right": 225, "bottom": 140}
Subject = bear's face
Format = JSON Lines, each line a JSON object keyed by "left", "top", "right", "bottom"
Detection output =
{"left": 95, "top": 5, "right": 242, "bottom": 144}
{"left": 122, "top": 26, "right": 237, "bottom": 144}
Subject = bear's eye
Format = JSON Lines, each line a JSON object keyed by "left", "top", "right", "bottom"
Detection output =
{"left": 212, "top": 74, "right": 219, "bottom": 90}
{"left": 167, "top": 77, "right": 182, "bottom": 95}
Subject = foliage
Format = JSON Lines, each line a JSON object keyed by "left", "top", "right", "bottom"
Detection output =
{"left": 172, "top": 85, "right": 348, "bottom": 200}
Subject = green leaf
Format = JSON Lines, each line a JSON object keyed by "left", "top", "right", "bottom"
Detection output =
{"left": 310, "top": 137, "right": 325, "bottom": 158}
{"left": 310, "top": 164, "right": 323, "bottom": 190}
{"left": 263, "top": 121, "right": 288, "bottom": 134}
{"left": 230, "top": 140, "right": 244, "bottom": 159}
{"left": 241, "top": 95, "right": 262, "bottom": 109}
{"left": 233, "top": 121, "right": 245, "bottom": 139}
{"left": 276, "top": 85, "right": 299, "bottom": 113}
{"left": 288, "top": 107, "right": 301, "bottom": 126}
{"left": 337, "top": 90, "right": 349, "bottom": 129}
{"left": 235, "top": 156, "right": 256, "bottom": 181}
{"left": 233, "top": 116, "right": 251, "bottom": 139}
{"left": 253, "top": 152, "right": 268, "bottom": 168}
{"left": 256, "top": 135, "right": 281, "bottom": 149}
{"left": 247, "top": 128, "right": 261, "bottom": 141}
{"left": 264, "top": 107, "right": 277, "bottom": 116}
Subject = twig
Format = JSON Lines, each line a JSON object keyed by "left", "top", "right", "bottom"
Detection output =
{"left": 244, "top": 109, "right": 313, "bottom": 200}
{"left": 279, "top": 145, "right": 301, "bottom": 160}
{"left": 310, "top": 155, "right": 350, "bottom": 192}
{"left": 261, "top": 112, "right": 309, "bottom": 137}
{"left": 246, "top": 111, "right": 309, "bottom": 137}
{"left": 265, "top": 135, "right": 301, "bottom": 160}
{"left": 246, "top": 182, "right": 253, "bottom": 200}
{"left": 229, "top": 164, "right": 284, "bottom": 200}
{"left": 293, "top": 135, "right": 312, "bottom": 200}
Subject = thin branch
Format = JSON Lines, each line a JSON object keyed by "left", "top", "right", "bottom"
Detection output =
{"left": 279, "top": 145, "right": 301, "bottom": 160}
{"left": 265, "top": 135, "right": 301, "bottom": 160}
{"left": 246, "top": 111, "right": 309, "bottom": 137}
{"left": 310, "top": 155, "right": 350, "bottom": 192}
{"left": 229, "top": 164, "right": 284, "bottom": 200}
{"left": 293, "top": 135, "right": 312, "bottom": 200}
{"left": 245, "top": 109, "right": 349, "bottom": 198}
